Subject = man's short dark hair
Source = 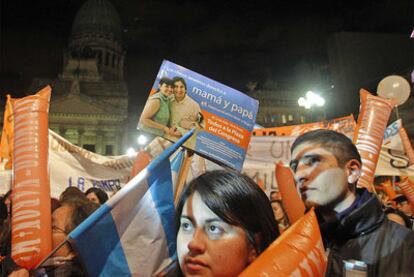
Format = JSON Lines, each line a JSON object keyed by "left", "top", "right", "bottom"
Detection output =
{"left": 393, "top": 194, "right": 408, "bottom": 204}
{"left": 172, "top": 76, "right": 187, "bottom": 90}
{"left": 291, "top": 129, "right": 362, "bottom": 167}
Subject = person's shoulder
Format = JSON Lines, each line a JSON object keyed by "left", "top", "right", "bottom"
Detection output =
{"left": 186, "top": 95, "right": 200, "bottom": 107}
{"left": 384, "top": 219, "right": 414, "bottom": 243}
{"left": 149, "top": 92, "right": 162, "bottom": 100}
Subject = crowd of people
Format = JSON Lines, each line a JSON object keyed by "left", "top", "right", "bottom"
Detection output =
{"left": 1, "top": 129, "right": 414, "bottom": 276}
{"left": 0, "top": 187, "right": 108, "bottom": 276}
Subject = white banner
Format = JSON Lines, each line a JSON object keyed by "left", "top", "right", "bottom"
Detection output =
{"left": 0, "top": 130, "right": 135, "bottom": 198}
{"left": 376, "top": 119, "right": 414, "bottom": 176}
{"left": 48, "top": 130, "right": 134, "bottom": 198}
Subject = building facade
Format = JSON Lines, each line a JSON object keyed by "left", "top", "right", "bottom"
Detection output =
{"left": 251, "top": 87, "right": 324, "bottom": 128}
{"left": 30, "top": 0, "right": 129, "bottom": 155}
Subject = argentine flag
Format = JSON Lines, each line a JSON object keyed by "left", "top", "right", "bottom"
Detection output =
{"left": 68, "top": 130, "right": 194, "bottom": 276}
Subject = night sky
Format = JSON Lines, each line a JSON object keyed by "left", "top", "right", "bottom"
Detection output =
{"left": 1, "top": 0, "right": 413, "bottom": 117}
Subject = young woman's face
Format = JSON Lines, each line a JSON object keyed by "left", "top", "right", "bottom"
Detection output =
{"left": 159, "top": 83, "right": 172, "bottom": 96}
{"left": 177, "top": 192, "right": 256, "bottom": 277}
{"left": 271, "top": 202, "right": 284, "bottom": 221}
{"left": 86, "top": 192, "right": 100, "bottom": 205}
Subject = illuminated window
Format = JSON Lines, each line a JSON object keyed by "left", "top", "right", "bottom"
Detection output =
{"left": 282, "top": 114, "right": 287, "bottom": 124}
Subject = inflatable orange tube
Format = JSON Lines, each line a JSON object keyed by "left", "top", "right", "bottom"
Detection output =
{"left": 11, "top": 86, "right": 52, "bottom": 269}
{"left": 130, "top": 150, "right": 152, "bottom": 178}
{"left": 275, "top": 163, "right": 305, "bottom": 224}
{"left": 0, "top": 96, "right": 14, "bottom": 169}
{"left": 396, "top": 177, "right": 414, "bottom": 215}
{"left": 399, "top": 127, "right": 414, "bottom": 166}
{"left": 353, "top": 89, "right": 395, "bottom": 191}
{"left": 240, "top": 209, "right": 327, "bottom": 277}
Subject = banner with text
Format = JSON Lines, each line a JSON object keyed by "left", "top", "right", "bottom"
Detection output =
{"left": 376, "top": 119, "right": 414, "bottom": 176}
{"left": 1, "top": 130, "right": 135, "bottom": 198}
{"left": 252, "top": 114, "right": 355, "bottom": 139}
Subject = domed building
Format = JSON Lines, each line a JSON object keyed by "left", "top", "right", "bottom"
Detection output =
{"left": 30, "top": 0, "right": 129, "bottom": 155}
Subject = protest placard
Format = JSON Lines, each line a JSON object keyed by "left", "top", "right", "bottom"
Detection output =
{"left": 138, "top": 60, "right": 259, "bottom": 171}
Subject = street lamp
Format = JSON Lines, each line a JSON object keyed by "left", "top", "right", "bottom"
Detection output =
{"left": 298, "top": 91, "right": 325, "bottom": 109}
{"left": 137, "top": 134, "right": 148, "bottom": 146}
{"left": 126, "top": 147, "right": 136, "bottom": 156}
{"left": 298, "top": 91, "right": 326, "bottom": 120}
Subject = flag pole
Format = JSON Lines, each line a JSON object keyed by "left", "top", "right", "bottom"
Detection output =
{"left": 174, "top": 150, "right": 193, "bottom": 205}
{"left": 34, "top": 237, "right": 70, "bottom": 269}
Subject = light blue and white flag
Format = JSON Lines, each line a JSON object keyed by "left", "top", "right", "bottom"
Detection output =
{"left": 68, "top": 130, "right": 194, "bottom": 276}
{"left": 171, "top": 148, "right": 185, "bottom": 192}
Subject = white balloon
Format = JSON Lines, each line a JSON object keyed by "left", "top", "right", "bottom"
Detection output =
{"left": 377, "top": 75, "right": 411, "bottom": 105}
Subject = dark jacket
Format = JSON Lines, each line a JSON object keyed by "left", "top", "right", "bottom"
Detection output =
{"left": 319, "top": 189, "right": 414, "bottom": 277}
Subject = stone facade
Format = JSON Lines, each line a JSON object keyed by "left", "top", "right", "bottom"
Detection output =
{"left": 251, "top": 90, "right": 321, "bottom": 127}
{"left": 29, "top": 0, "right": 129, "bottom": 155}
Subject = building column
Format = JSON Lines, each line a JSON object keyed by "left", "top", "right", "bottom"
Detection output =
{"left": 78, "top": 128, "right": 84, "bottom": 147}
{"left": 96, "top": 131, "right": 103, "bottom": 155}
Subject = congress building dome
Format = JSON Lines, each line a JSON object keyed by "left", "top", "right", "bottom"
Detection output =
{"left": 71, "top": 0, "right": 122, "bottom": 40}
{"left": 63, "top": 0, "right": 125, "bottom": 81}
{"left": 30, "top": 0, "right": 130, "bottom": 157}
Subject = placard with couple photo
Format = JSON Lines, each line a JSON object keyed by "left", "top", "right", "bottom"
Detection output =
{"left": 138, "top": 60, "right": 259, "bottom": 171}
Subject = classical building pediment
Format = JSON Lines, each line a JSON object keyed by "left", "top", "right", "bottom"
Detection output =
{"left": 50, "top": 93, "right": 123, "bottom": 115}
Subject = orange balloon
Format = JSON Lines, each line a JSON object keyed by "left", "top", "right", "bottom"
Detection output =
{"left": 275, "top": 163, "right": 305, "bottom": 224}
{"left": 240, "top": 209, "right": 327, "bottom": 277}
{"left": 396, "top": 177, "right": 414, "bottom": 215}
{"left": 399, "top": 127, "right": 414, "bottom": 166}
{"left": 11, "top": 86, "right": 52, "bottom": 269}
{"left": 130, "top": 150, "right": 152, "bottom": 178}
{"left": 353, "top": 89, "right": 395, "bottom": 191}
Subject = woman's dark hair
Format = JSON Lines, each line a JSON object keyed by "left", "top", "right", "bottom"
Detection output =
{"left": 60, "top": 187, "right": 86, "bottom": 204}
{"left": 4, "top": 190, "right": 11, "bottom": 201}
{"left": 85, "top": 187, "right": 109, "bottom": 204}
{"left": 159, "top": 77, "right": 173, "bottom": 86}
{"left": 384, "top": 207, "right": 413, "bottom": 229}
{"left": 176, "top": 170, "right": 279, "bottom": 253}
{"left": 63, "top": 199, "right": 100, "bottom": 233}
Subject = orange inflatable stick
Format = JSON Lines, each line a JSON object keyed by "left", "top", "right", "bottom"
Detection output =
{"left": 275, "top": 163, "right": 305, "bottom": 224}
{"left": 396, "top": 177, "right": 414, "bottom": 215}
{"left": 11, "top": 86, "right": 52, "bottom": 269}
{"left": 353, "top": 89, "right": 395, "bottom": 191}
{"left": 399, "top": 127, "right": 414, "bottom": 166}
{"left": 0, "top": 96, "right": 14, "bottom": 169}
{"left": 130, "top": 150, "right": 152, "bottom": 179}
{"left": 240, "top": 209, "right": 327, "bottom": 277}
